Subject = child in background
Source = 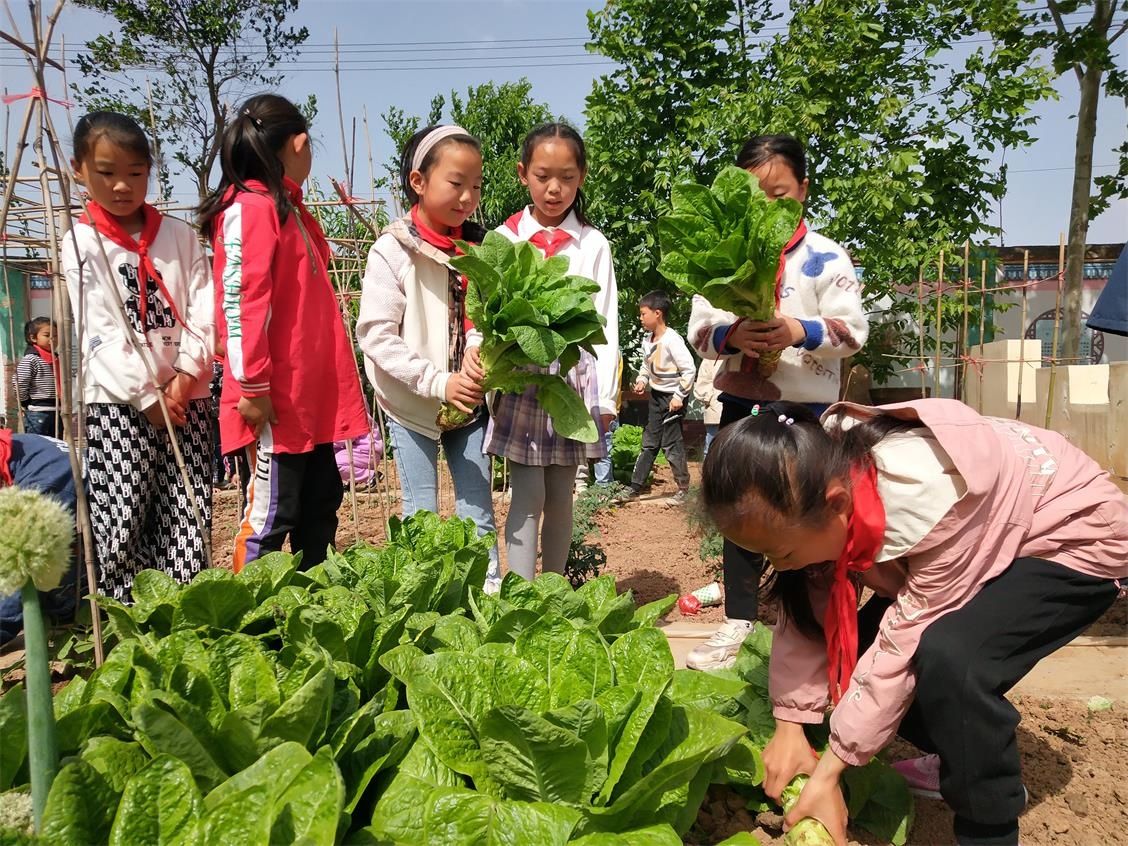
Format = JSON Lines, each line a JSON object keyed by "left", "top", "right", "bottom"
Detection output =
{"left": 623, "top": 290, "right": 695, "bottom": 504}
{"left": 0, "top": 429, "right": 81, "bottom": 645}
{"left": 701, "top": 399, "right": 1127, "bottom": 846}
{"left": 486, "top": 123, "right": 619, "bottom": 580}
{"left": 693, "top": 357, "right": 723, "bottom": 458}
{"left": 355, "top": 124, "right": 499, "bottom": 586}
{"left": 198, "top": 94, "right": 368, "bottom": 572}
{"left": 334, "top": 421, "right": 384, "bottom": 489}
{"left": 15, "top": 317, "right": 59, "bottom": 437}
{"left": 62, "top": 111, "right": 215, "bottom": 601}
{"left": 687, "top": 134, "right": 869, "bottom": 670}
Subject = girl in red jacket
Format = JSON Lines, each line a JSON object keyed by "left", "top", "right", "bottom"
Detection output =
{"left": 198, "top": 94, "right": 368, "bottom": 572}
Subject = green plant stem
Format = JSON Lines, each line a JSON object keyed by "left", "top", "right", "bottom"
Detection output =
{"left": 21, "top": 580, "right": 59, "bottom": 828}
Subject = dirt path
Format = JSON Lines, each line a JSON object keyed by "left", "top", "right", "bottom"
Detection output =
{"left": 209, "top": 461, "right": 1128, "bottom": 846}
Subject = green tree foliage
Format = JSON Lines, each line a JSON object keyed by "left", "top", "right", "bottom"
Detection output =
{"left": 381, "top": 80, "right": 555, "bottom": 226}
{"left": 1030, "top": 1, "right": 1128, "bottom": 361}
{"left": 72, "top": 0, "right": 310, "bottom": 199}
{"left": 584, "top": 0, "right": 1056, "bottom": 381}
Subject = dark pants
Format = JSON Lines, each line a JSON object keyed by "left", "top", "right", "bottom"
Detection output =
{"left": 234, "top": 442, "right": 342, "bottom": 572}
{"left": 630, "top": 390, "right": 689, "bottom": 491}
{"left": 718, "top": 399, "right": 829, "bottom": 620}
{"left": 23, "top": 410, "right": 59, "bottom": 438}
{"left": 858, "top": 557, "right": 1118, "bottom": 846}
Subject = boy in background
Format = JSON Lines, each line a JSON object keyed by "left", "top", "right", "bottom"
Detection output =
{"left": 623, "top": 291, "right": 695, "bottom": 504}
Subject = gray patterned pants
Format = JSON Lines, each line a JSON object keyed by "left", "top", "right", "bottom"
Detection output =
{"left": 86, "top": 400, "right": 212, "bottom": 602}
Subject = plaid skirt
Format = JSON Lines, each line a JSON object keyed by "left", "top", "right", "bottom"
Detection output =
{"left": 485, "top": 351, "right": 608, "bottom": 466}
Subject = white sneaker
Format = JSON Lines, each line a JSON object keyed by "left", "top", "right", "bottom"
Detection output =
{"left": 686, "top": 619, "right": 754, "bottom": 670}
{"left": 483, "top": 576, "right": 502, "bottom": 596}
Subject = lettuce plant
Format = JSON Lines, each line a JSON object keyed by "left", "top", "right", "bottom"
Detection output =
{"left": 446, "top": 232, "right": 608, "bottom": 443}
{"left": 657, "top": 166, "right": 803, "bottom": 376}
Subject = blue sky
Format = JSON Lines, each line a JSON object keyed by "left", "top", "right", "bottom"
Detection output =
{"left": 2, "top": 0, "right": 1125, "bottom": 247}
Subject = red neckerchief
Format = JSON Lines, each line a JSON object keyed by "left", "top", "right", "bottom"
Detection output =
{"left": 411, "top": 205, "right": 464, "bottom": 255}
{"left": 505, "top": 210, "right": 573, "bottom": 257}
{"left": 0, "top": 428, "right": 12, "bottom": 487}
{"left": 80, "top": 201, "right": 189, "bottom": 333}
{"left": 824, "top": 462, "right": 886, "bottom": 704}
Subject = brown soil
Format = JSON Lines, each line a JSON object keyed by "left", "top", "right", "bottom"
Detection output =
{"left": 210, "top": 460, "right": 1128, "bottom": 846}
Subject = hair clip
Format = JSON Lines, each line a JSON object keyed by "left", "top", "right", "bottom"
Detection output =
{"left": 242, "top": 109, "right": 263, "bottom": 129}
{"left": 778, "top": 414, "right": 795, "bottom": 426}
{"left": 750, "top": 404, "right": 761, "bottom": 416}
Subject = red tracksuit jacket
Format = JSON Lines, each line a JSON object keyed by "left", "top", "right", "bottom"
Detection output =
{"left": 212, "top": 177, "right": 367, "bottom": 455}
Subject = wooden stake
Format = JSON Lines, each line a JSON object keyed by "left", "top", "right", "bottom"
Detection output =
{"left": 1015, "top": 250, "right": 1030, "bottom": 419}
{"left": 959, "top": 241, "right": 970, "bottom": 401}
{"left": 934, "top": 252, "right": 944, "bottom": 398}
{"left": 917, "top": 266, "right": 927, "bottom": 397}
{"left": 977, "top": 258, "right": 987, "bottom": 412}
{"left": 1045, "top": 234, "right": 1066, "bottom": 429}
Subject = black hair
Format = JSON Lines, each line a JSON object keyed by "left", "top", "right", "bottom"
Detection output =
{"left": 736, "top": 134, "right": 807, "bottom": 184}
{"left": 24, "top": 317, "right": 54, "bottom": 354}
{"left": 398, "top": 124, "right": 482, "bottom": 208}
{"left": 198, "top": 94, "right": 309, "bottom": 240}
{"left": 639, "top": 290, "right": 672, "bottom": 322}
{"left": 519, "top": 122, "right": 591, "bottom": 226}
{"left": 73, "top": 111, "right": 152, "bottom": 166}
{"left": 701, "top": 401, "right": 920, "bottom": 638}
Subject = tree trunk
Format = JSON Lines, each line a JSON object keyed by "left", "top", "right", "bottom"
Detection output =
{"left": 1060, "top": 0, "right": 1114, "bottom": 364}
{"left": 1061, "top": 62, "right": 1103, "bottom": 363}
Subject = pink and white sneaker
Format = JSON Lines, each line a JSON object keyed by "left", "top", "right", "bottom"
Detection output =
{"left": 892, "top": 754, "right": 942, "bottom": 799}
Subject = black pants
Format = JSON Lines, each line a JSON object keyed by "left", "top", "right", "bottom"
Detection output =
{"left": 858, "top": 557, "right": 1118, "bottom": 846}
{"left": 234, "top": 442, "right": 342, "bottom": 571}
{"left": 718, "top": 401, "right": 765, "bottom": 619}
{"left": 630, "top": 389, "right": 689, "bottom": 490}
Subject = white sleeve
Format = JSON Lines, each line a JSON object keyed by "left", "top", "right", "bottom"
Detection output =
{"left": 671, "top": 333, "right": 697, "bottom": 399}
{"left": 687, "top": 295, "right": 739, "bottom": 360}
{"left": 355, "top": 241, "right": 450, "bottom": 402}
{"left": 172, "top": 233, "right": 216, "bottom": 381}
{"left": 589, "top": 239, "right": 620, "bottom": 416}
{"left": 62, "top": 232, "right": 162, "bottom": 410}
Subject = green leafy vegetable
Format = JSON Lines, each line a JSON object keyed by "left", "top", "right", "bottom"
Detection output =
{"left": 448, "top": 231, "right": 608, "bottom": 443}
{"left": 657, "top": 165, "right": 803, "bottom": 375}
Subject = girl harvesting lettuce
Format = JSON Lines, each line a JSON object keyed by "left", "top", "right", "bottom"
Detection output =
{"left": 701, "top": 399, "right": 1127, "bottom": 846}
{"left": 682, "top": 135, "right": 869, "bottom": 671}
{"left": 484, "top": 124, "right": 618, "bottom": 582}
{"left": 356, "top": 125, "right": 499, "bottom": 588}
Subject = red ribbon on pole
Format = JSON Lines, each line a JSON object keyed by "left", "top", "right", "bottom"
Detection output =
{"left": 2, "top": 86, "right": 74, "bottom": 109}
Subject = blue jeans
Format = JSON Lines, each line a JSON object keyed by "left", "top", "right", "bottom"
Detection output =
{"left": 592, "top": 419, "right": 617, "bottom": 486}
{"left": 0, "top": 555, "right": 81, "bottom": 646}
{"left": 704, "top": 423, "right": 719, "bottom": 458}
{"left": 23, "top": 410, "right": 59, "bottom": 437}
{"left": 387, "top": 415, "right": 499, "bottom": 576}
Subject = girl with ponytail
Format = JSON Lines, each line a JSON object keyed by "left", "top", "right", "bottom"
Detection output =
{"left": 199, "top": 94, "right": 368, "bottom": 573}
{"left": 700, "top": 398, "right": 1127, "bottom": 846}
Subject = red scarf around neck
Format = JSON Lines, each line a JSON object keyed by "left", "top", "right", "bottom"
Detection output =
{"left": 33, "top": 344, "right": 62, "bottom": 396}
{"left": 0, "top": 428, "right": 13, "bottom": 487}
{"left": 824, "top": 462, "right": 886, "bottom": 704}
{"left": 776, "top": 219, "right": 808, "bottom": 295}
{"left": 505, "top": 210, "right": 573, "bottom": 257}
{"left": 80, "top": 201, "right": 189, "bottom": 333}
{"left": 411, "top": 205, "right": 464, "bottom": 255}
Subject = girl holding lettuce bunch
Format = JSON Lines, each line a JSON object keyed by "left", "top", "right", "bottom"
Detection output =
{"left": 485, "top": 123, "right": 619, "bottom": 581}
{"left": 356, "top": 125, "right": 500, "bottom": 588}
{"left": 685, "top": 134, "right": 869, "bottom": 671}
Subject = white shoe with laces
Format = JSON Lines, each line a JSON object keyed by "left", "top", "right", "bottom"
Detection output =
{"left": 685, "top": 618, "right": 754, "bottom": 670}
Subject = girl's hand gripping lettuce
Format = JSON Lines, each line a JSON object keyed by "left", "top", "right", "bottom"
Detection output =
{"left": 447, "top": 232, "right": 607, "bottom": 443}
{"left": 780, "top": 775, "right": 836, "bottom": 846}
{"left": 656, "top": 166, "right": 802, "bottom": 377}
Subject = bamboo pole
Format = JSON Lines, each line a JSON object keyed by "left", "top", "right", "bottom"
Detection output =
{"left": 976, "top": 258, "right": 987, "bottom": 413}
{"left": 934, "top": 252, "right": 944, "bottom": 398}
{"left": 1045, "top": 235, "right": 1066, "bottom": 429}
{"left": 959, "top": 241, "right": 970, "bottom": 401}
{"left": 1015, "top": 250, "right": 1030, "bottom": 420}
{"left": 917, "top": 266, "right": 926, "bottom": 397}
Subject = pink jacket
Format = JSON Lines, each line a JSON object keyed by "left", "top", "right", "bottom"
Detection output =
{"left": 770, "top": 399, "right": 1128, "bottom": 767}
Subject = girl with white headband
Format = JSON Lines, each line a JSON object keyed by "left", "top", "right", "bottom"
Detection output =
{"left": 356, "top": 124, "right": 500, "bottom": 588}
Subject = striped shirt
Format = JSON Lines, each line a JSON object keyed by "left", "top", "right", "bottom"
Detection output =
{"left": 16, "top": 351, "right": 57, "bottom": 410}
